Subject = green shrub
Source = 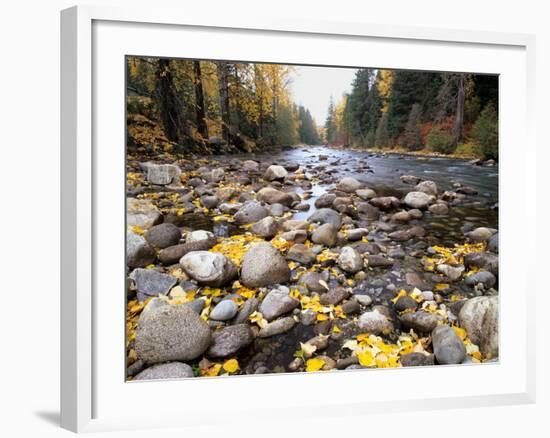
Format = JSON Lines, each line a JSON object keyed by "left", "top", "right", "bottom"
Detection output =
{"left": 472, "top": 103, "right": 498, "bottom": 160}
{"left": 427, "top": 126, "right": 454, "bottom": 154}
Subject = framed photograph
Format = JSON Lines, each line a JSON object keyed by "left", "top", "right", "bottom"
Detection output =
{"left": 61, "top": 5, "right": 536, "bottom": 433}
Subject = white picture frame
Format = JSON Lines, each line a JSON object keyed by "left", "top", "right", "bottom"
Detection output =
{"left": 61, "top": 4, "right": 536, "bottom": 433}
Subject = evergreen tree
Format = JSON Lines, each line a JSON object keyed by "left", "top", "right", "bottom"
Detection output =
{"left": 401, "top": 103, "right": 423, "bottom": 151}
{"left": 375, "top": 113, "right": 390, "bottom": 148}
{"left": 325, "top": 96, "right": 336, "bottom": 144}
{"left": 472, "top": 103, "right": 498, "bottom": 159}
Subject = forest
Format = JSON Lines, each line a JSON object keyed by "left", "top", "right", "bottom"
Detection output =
{"left": 126, "top": 57, "right": 498, "bottom": 161}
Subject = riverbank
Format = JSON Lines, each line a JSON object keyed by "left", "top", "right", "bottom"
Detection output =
{"left": 125, "top": 146, "right": 499, "bottom": 380}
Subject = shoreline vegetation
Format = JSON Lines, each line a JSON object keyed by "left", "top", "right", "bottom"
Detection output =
{"left": 125, "top": 58, "right": 499, "bottom": 381}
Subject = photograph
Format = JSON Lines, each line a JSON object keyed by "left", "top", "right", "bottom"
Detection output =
{"left": 125, "top": 56, "right": 499, "bottom": 380}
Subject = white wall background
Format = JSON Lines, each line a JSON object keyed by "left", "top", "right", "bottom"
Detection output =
{"left": 0, "top": 0, "right": 546, "bottom": 436}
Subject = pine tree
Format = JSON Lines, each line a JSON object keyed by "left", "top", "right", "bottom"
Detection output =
{"left": 401, "top": 103, "right": 423, "bottom": 151}
{"left": 375, "top": 113, "right": 390, "bottom": 148}
{"left": 472, "top": 103, "right": 498, "bottom": 159}
{"left": 325, "top": 97, "right": 336, "bottom": 144}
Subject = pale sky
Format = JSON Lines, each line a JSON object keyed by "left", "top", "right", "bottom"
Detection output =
{"left": 289, "top": 65, "right": 358, "bottom": 126}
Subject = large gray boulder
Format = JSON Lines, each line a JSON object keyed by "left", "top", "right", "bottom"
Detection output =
{"left": 337, "top": 246, "right": 363, "bottom": 273}
{"left": 459, "top": 296, "right": 499, "bottom": 359}
{"left": 311, "top": 223, "right": 338, "bottom": 247}
{"left": 180, "top": 251, "right": 237, "bottom": 287}
{"left": 400, "top": 311, "right": 438, "bottom": 333}
{"left": 308, "top": 208, "right": 342, "bottom": 228}
{"left": 264, "top": 165, "right": 288, "bottom": 181}
{"left": 403, "top": 191, "right": 434, "bottom": 209}
{"left": 127, "top": 198, "right": 163, "bottom": 229}
{"left": 336, "top": 176, "right": 362, "bottom": 193}
{"left": 129, "top": 268, "right": 177, "bottom": 301}
{"left": 258, "top": 317, "right": 296, "bottom": 338}
{"left": 127, "top": 232, "right": 156, "bottom": 268}
{"left": 240, "top": 243, "right": 291, "bottom": 288}
{"left": 358, "top": 311, "right": 392, "bottom": 334}
{"left": 143, "top": 163, "right": 181, "bottom": 185}
{"left": 465, "top": 227, "right": 497, "bottom": 243}
{"left": 414, "top": 180, "right": 438, "bottom": 196}
{"left": 256, "top": 187, "right": 294, "bottom": 206}
{"left": 158, "top": 237, "right": 217, "bottom": 265}
{"left": 207, "top": 324, "right": 254, "bottom": 358}
{"left": 259, "top": 286, "right": 300, "bottom": 321}
{"left": 432, "top": 325, "right": 466, "bottom": 364}
{"left": 209, "top": 299, "right": 239, "bottom": 321}
{"left": 135, "top": 304, "right": 211, "bottom": 363}
{"left": 234, "top": 201, "right": 269, "bottom": 225}
{"left": 464, "top": 252, "right": 499, "bottom": 276}
{"left": 134, "top": 362, "right": 194, "bottom": 380}
{"left": 250, "top": 216, "right": 278, "bottom": 239}
{"left": 145, "top": 223, "right": 181, "bottom": 249}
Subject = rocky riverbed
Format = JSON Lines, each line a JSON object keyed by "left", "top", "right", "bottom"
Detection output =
{"left": 125, "top": 145, "right": 499, "bottom": 380}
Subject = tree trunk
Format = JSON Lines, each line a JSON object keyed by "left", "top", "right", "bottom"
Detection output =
{"left": 155, "top": 58, "right": 185, "bottom": 144}
{"left": 216, "top": 62, "right": 231, "bottom": 144}
{"left": 452, "top": 74, "right": 466, "bottom": 147}
{"left": 193, "top": 61, "right": 208, "bottom": 139}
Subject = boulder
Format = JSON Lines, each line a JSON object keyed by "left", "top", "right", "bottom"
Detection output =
{"left": 400, "top": 175, "right": 422, "bottom": 185}
{"left": 186, "top": 230, "right": 215, "bottom": 243}
{"left": 400, "top": 353, "right": 434, "bottom": 367}
{"left": 429, "top": 203, "right": 449, "bottom": 215}
{"left": 466, "top": 227, "right": 496, "bottom": 242}
{"left": 127, "top": 198, "right": 162, "bottom": 229}
{"left": 465, "top": 270, "right": 496, "bottom": 289}
{"left": 358, "top": 311, "right": 392, "bottom": 334}
{"left": 256, "top": 187, "right": 294, "bottom": 206}
{"left": 336, "top": 176, "right": 362, "bottom": 193}
{"left": 337, "top": 246, "right": 363, "bottom": 273}
{"left": 234, "top": 298, "right": 260, "bottom": 324}
{"left": 145, "top": 223, "right": 181, "bottom": 249}
{"left": 243, "top": 160, "right": 260, "bottom": 172}
{"left": 345, "top": 228, "right": 369, "bottom": 241}
{"left": 134, "top": 362, "right": 194, "bottom": 380}
{"left": 400, "top": 311, "right": 438, "bottom": 333}
{"left": 403, "top": 191, "right": 433, "bottom": 209}
{"left": 299, "top": 271, "right": 329, "bottom": 293}
{"left": 311, "top": 223, "right": 338, "bottom": 247}
{"left": 369, "top": 196, "right": 400, "bottom": 211}
{"left": 209, "top": 299, "right": 239, "bottom": 321}
{"left": 436, "top": 264, "right": 465, "bottom": 281}
{"left": 144, "top": 163, "right": 181, "bottom": 185}
{"left": 315, "top": 193, "right": 337, "bottom": 208}
{"left": 234, "top": 201, "right": 269, "bottom": 225}
{"left": 127, "top": 232, "right": 156, "bottom": 268}
{"left": 308, "top": 208, "right": 342, "bottom": 228}
{"left": 264, "top": 165, "right": 288, "bottom": 181}
{"left": 129, "top": 268, "right": 178, "bottom": 301}
{"left": 320, "top": 287, "right": 349, "bottom": 305}
{"left": 158, "top": 237, "right": 217, "bottom": 265}
{"left": 464, "top": 252, "right": 499, "bottom": 276}
{"left": 258, "top": 317, "right": 296, "bottom": 337}
{"left": 135, "top": 304, "right": 211, "bottom": 363}
{"left": 287, "top": 244, "right": 316, "bottom": 265}
{"left": 259, "top": 286, "right": 299, "bottom": 321}
{"left": 180, "top": 251, "right": 237, "bottom": 287}
{"left": 241, "top": 243, "right": 291, "bottom": 288}
{"left": 432, "top": 325, "right": 466, "bottom": 364}
{"left": 459, "top": 296, "right": 499, "bottom": 359}
{"left": 250, "top": 216, "right": 278, "bottom": 239}
{"left": 415, "top": 180, "right": 438, "bottom": 196}
{"left": 207, "top": 324, "right": 254, "bottom": 358}
{"left": 355, "top": 188, "right": 376, "bottom": 200}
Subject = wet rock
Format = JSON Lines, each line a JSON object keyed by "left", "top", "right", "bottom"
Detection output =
{"left": 408, "top": 209, "right": 423, "bottom": 219}
{"left": 134, "top": 362, "right": 194, "bottom": 380}
{"left": 280, "top": 230, "right": 307, "bottom": 243}
{"left": 366, "top": 254, "right": 394, "bottom": 268}
{"left": 259, "top": 286, "right": 299, "bottom": 321}
{"left": 308, "top": 208, "right": 342, "bottom": 228}
{"left": 135, "top": 304, "right": 211, "bottom": 363}
{"left": 127, "top": 198, "right": 163, "bottom": 229}
{"left": 464, "top": 252, "right": 498, "bottom": 275}
{"left": 143, "top": 163, "right": 181, "bottom": 185}
{"left": 209, "top": 299, "right": 239, "bottom": 321}
{"left": 370, "top": 196, "right": 400, "bottom": 211}
{"left": 311, "top": 223, "right": 338, "bottom": 246}
{"left": 264, "top": 165, "right": 288, "bottom": 181}
{"left": 241, "top": 243, "right": 291, "bottom": 288}
{"left": 358, "top": 311, "right": 392, "bottom": 334}
{"left": 394, "top": 295, "right": 418, "bottom": 312}
{"left": 415, "top": 180, "right": 438, "bottom": 196}
{"left": 337, "top": 246, "right": 363, "bottom": 273}
{"left": 257, "top": 187, "right": 294, "bottom": 206}
{"left": 429, "top": 203, "right": 449, "bottom": 215}
{"left": 180, "top": 251, "right": 237, "bottom": 287}
{"left": 466, "top": 227, "right": 496, "bottom": 242}
{"left": 145, "top": 223, "right": 181, "bottom": 249}
{"left": 400, "top": 311, "right": 438, "bottom": 333}
{"left": 404, "top": 191, "right": 434, "bottom": 209}
{"left": 336, "top": 176, "right": 362, "bottom": 193}
{"left": 465, "top": 270, "right": 496, "bottom": 288}
{"left": 158, "top": 237, "right": 217, "bottom": 265}
{"left": 299, "top": 271, "right": 329, "bottom": 293}
{"left": 234, "top": 201, "right": 269, "bottom": 224}
{"left": 488, "top": 233, "right": 499, "bottom": 253}
{"left": 294, "top": 202, "right": 310, "bottom": 211}
{"left": 432, "top": 325, "right": 466, "bottom": 364}
{"left": 281, "top": 219, "right": 309, "bottom": 231}
{"left": 400, "top": 353, "right": 434, "bottom": 367}
{"left": 251, "top": 216, "right": 278, "bottom": 239}
{"left": 356, "top": 202, "right": 380, "bottom": 219}
{"left": 267, "top": 203, "right": 285, "bottom": 217}
{"left": 320, "top": 286, "right": 349, "bottom": 305}
{"left": 355, "top": 188, "right": 376, "bottom": 200}
{"left": 391, "top": 211, "right": 411, "bottom": 223}
{"left": 315, "top": 193, "right": 337, "bottom": 208}
{"left": 258, "top": 317, "right": 296, "bottom": 337}
{"left": 243, "top": 160, "right": 260, "bottom": 172}
{"left": 129, "top": 269, "right": 178, "bottom": 301}
{"left": 400, "top": 175, "right": 422, "bottom": 185}
{"left": 287, "top": 244, "right": 315, "bottom": 265}
{"left": 127, "top": 232, "right": 156, "bottom": 268}
{"left": 459, "top": 296, "right": 499, "bottom": 358}
{"left": 234, "top": 298, "right": 260, "bottom": 324}
{"left": 389, "top": 226, "right": 426, "bottom": 241}
{"left": 207, "top": 324, "right": 254, "bottom": 358}
{"left": 345, "top": 228, "right": 369, "bottom": 241}
{"left": 436, "top": 264, "right": 465, "bottom": 281}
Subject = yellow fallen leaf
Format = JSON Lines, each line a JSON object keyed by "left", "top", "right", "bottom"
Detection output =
{"left": 223, "top": 359, "right": 240, "bottom": 373}
{"left": 357, "top": 350, "right": 375, "bottom": 367}
{"left": 332, "top": 325, "right": 341, "bottom": 333}
{"left": 305, "top": 358, "right": 325, "bottom": 372}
